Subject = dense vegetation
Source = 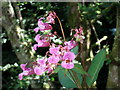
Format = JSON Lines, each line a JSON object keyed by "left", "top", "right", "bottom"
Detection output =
{"left": 1, "top": 2, "right": 120, "bottom": 89}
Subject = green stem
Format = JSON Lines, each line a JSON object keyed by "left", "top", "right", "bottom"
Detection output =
{"left": 68, "top": 70, "right": 79, "bottom": 88}
{"left": 71, "top": 70, "right": 82, "bottom": 88}
{"left": 81, "top": 44, "right": 87, "bottom": 88}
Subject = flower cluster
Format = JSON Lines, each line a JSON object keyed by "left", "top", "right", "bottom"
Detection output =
{"left": 48, "top": 40, "right": 77, "bottom": 69}
{"left": 18, "top": 11, "right": 84, "bottom": 80}
{"left": 18, "top": 58, "right": 54, "bottom": 80}
{"left": 72, "top": 27, "right": 85, "bottom": 43}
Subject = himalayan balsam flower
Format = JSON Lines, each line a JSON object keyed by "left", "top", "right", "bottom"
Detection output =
{"left": 46, "top": 11, "right": 56, "bottom": 24}
{"left": 63, "top": 52, "right": 75, "bottom": 60}
{"left": 37, "top": 59, "right": 47, "bottom": 66}
{"left": 72, "top": 27, "right": 85, "bottom": 44}
{"left": 48, "top": 55, "right": 60, "bottom": 64}
{"left": 18, "top": 64, "right": 34, "bottom": 80}
{"left": 34, "top": 27, "right": 40, "bottom": 33}
{"left": 61, "top": 61, "right": 74, "bottom": 69}
{"left": 38, "top": 18, "right": 52, "bottom": 31}
{"left": 19, "top": 12, "right": 82, "bottom": 80}
{"left": 33, "top": 34, "right": 50, "bottom": 50}
{"left": 61, "top": 52, "right": 75, "bottom": 69}
{"left": 49, "top": 47, "right": 60, "bottom": 55}
{"left": 64, "top": 40, "right": 78, "bottom": 50}
{"left": 34, "top": 66, "right": 45, "bottom": 75}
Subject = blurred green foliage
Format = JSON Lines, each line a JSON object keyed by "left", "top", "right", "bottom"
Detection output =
{"left": 1, "top": 63, "right": 30, "bottom": 89}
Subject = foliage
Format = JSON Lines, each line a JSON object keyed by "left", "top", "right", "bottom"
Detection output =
{"left": 2, "top": 2, "right": 117, "bottom": 89}
{"left": 1, "top": 63, "right": 30, "bottom": 89}
{"left": 86, "top": 49, "right": 106, "bottom": 87}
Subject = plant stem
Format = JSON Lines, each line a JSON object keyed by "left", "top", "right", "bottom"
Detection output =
{"left": 81, "top": 44, "right": 87, "bottom": 88}
{"left": 56, "top": 15, "right": 66, "bottom": 41}
{"left": 71, "top": 70, "right": 82, "bottom": 88}
{"left": 68, "top": 70, "right": 79, "bottom": 88}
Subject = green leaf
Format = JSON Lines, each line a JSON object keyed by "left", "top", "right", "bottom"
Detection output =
{"left": 72, "top": 64, "right": 88, "bottom": 75}
{"left": 71, "top": 46, "right": 78, "bottom": 55}
{"left": 58, "top": 67, "right": 82, "bottom": 88}
{"left": 86, "top": 49, "right": 106, "bottom": 87}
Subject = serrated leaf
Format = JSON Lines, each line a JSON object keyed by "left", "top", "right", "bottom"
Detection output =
{"left": 86, "top": 49, "right": 106, "bottom": 87}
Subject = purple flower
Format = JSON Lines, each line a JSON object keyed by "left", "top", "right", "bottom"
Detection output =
{"left": 34, "top": 28, "right": 40, "bottom": 33}
{"left": 46, "top": 67, "right": 53, "bottom": 73}
{"left": 46, "top": 16, "right": 55, "bottom": 24}
{"left": 49, "top": 47, "right": 60, "bottom": 55}
{"left": 48, "top": 55, "right": 60, "bottom": 63}
{"left": 37, "top": 59, "right": 47, "bottom": 66}
{"left": 34, "top": 66, "right": 45, "bottom": 75}
{"left": 64, "top": 40, "right": 78, "bottom": 50}
{"left": 18, "top": 64, "right": 34, "bottom": 80}
{"left": 63, "top": 52, "right": 75, "bottom": 60}
{"left": 18, "top": 73, "right": 24, "bottom": 80}
{"left": 38, "top": 18, "right": 52, "bottom": 31}
{"left": 34, "top": 34, "right": 41, "bottom": 42}
{"left": 20, "top": 64, "right": 27, "bottom": 71}
{"left": 33, "top": 44, "right": 38, "bottom": 51}
{"left": 74, "top": 34, "right": 85, "bottom": 43}
{"left": 61, "top": 61, "right": 74, "bottom": 69}
{"left": 46, "top": 11, "right": 56, "bottom": 24}
{"left": 37, "top": 41, "right": 50, "bottom": 47}
{"left": 33, "top": 34, "right": 50, "bottom": 50}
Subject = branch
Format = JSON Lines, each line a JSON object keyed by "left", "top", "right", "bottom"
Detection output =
{"left": 90, "top": 36, "right": 107, "bottom": 49}
{"left": 88, "top": 20, "right": 101, "bottom": 50}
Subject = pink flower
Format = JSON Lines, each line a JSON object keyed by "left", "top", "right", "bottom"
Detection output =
{"left": 49, "top": 47, "right": 60, "bottom": 55}
{"left": 38, "top": 18, "right": 52, "bottom": 31}
{"left": 46, "top": 67, "right": 53, "bottom": 73}
{"left": 37, "top": 59, "right": 47, "bottom": 66}
{"left": 34, "top": 34, "right": 41, "bottom": 42}
{"left": 18, "top": 64, "right": 34, "bottom": 80}
{"left": 49, "top": 11, "right": 56, "bottom": 18}
{"left": 74, "top": 27, "right": 83, "bottom": 34}
{"left": 63, "top": 52, "right": 75, "bottom": 60}
{"left": 20, "top": 64, "right": 27, "bottom": 71}
{"left": 33, "top": 34, "right": 50, "bottom": 50}
{"left": 34, "top": 28, "right": 40, "bottom": 33}
{"left": 46, "top": 11, "right": 56, "bottom": 24}
{"left": 46, "top": 16, "right": 55, "bottom": 24}
{"left": 18, "top": 73, "right": 24, "bottom": 80}
{"left": 34, "top": 66, "right": 45, "bottom": 75}
{"left": 37, "top": 41, "right": 50, "bottom": 47}
{"left": 61, "top": 61, "right": 74, "bottom": 69}
{"left": 64, "top": 40, "right": 78, "bottom": 50}
{"left": 33, "top": 44, "right": 38, "bottom": 51}
{"left": 74, "top": 34, "right": 85, "bottom": 43}
{"left": 48, "top": 55, "right": 60, "bottom": 63}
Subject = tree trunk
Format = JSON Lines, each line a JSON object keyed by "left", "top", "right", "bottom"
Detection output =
{"left": 67, "top": 2, "right": 81, "bottom": 28}
{"left": 107, "top": 3, "right": 120, "bottom": 88}
{"left": 1, "top": 2, "right": 35, "bottom": 63}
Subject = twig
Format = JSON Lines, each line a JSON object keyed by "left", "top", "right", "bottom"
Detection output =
{"left": 90, "top": 36, "right": 107, "bottom": 49}
{"left": 56, "top": 15, "right": 66, "bottom": 41}
{"left": 71, "top": 70, "right": 82, "bottom": 88}
{"left": 68, "top": 70, "right": 80, "bottom": 88}
{"left": 89, "top": 20, "right": 101, "bottom": 50}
